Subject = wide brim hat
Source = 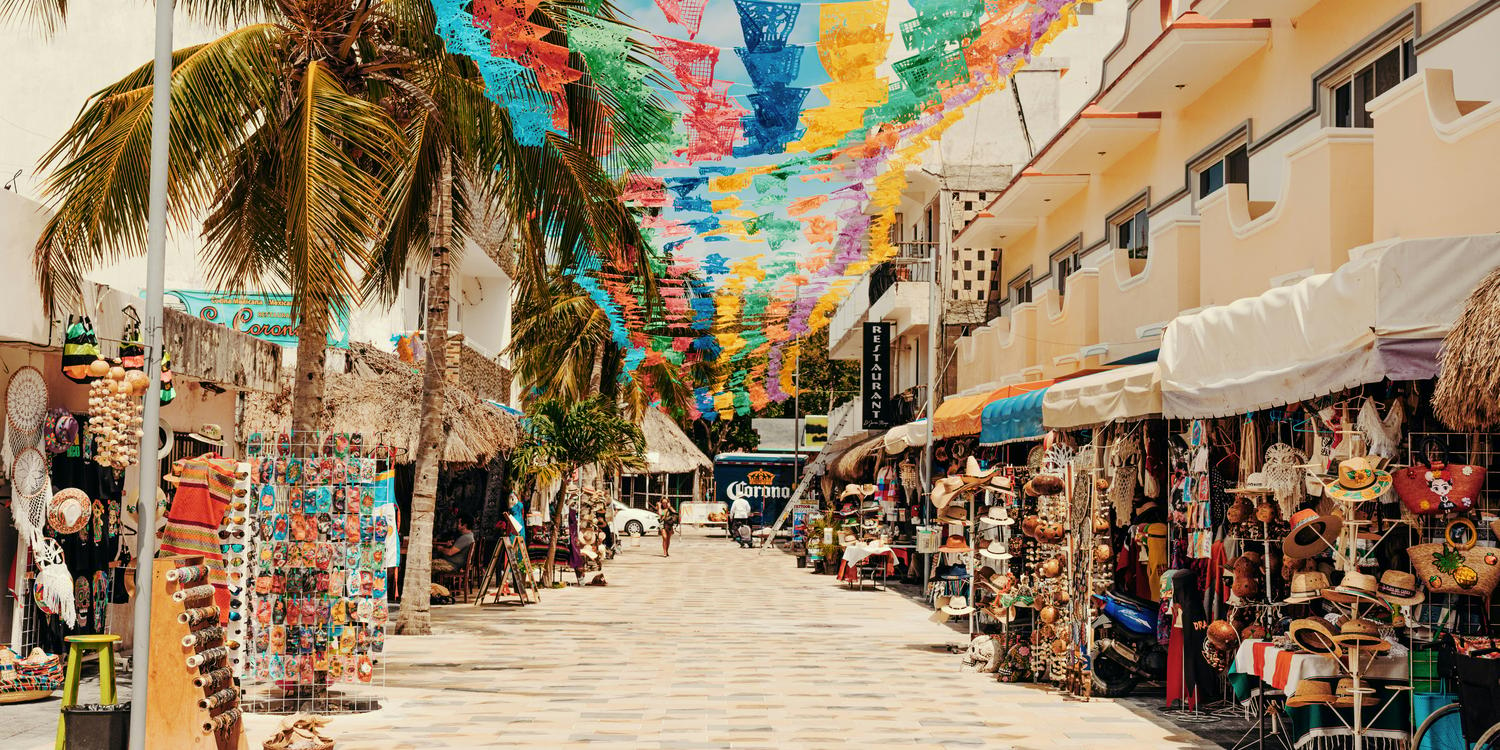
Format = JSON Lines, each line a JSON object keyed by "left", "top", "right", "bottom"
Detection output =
{"left": 936, "top": 535, "right": 971, "bottom": 553}
{"left": 1285, "top": 571, "right": 1332, "bottom": 604}
{"left": 1289, "top": 618, "right": 1342, "bottom": 656}
{"left": 1324, "top": 457, "right": 1392, "bottom": 502}
{"left": 187, "top": 423, "right": 225, "bottom": 447}
{"left": 978, "top": 507, "right": 1014, "bottom": 527}
{"left": 1323, "top": 572, "right": 1388, "bottom": 608}
{"left": 982, "top": 603, "right": 1017, "bottom": 623}
{"left": 1283, "top": 508, "right": 1343, "bottom": 559}
{"left": 930, "top": 476, "right": 967, "bottom": 510}
{"left": 47, "top": 488, "right": 91, "bottom": 535}
{"left": 979, "top": 540, "right": 1012, "bottom": 561}
{"left": 1333, "top": 619, "right": 1391, "bottom": 652}
{"left": 940, "top": 596, "right": 974, "bottom": 616}
{"left": 1377, "top": 570, "right": 1425, "bottom": 606}
{"left": 840, "top": 484, "right": 863, "bottom": 500}
{"left": 859, "top": 484, "right": 877, "bottom": 497}
{"left": 937, "top": 505, "right": 968, "bottom": 524}
{"left": 1285, "top": 680, "right": 1337, "bottom": 708}
{"left": 858, "top": 498, "right": 881, "bottom": 515}
{"left": 1226, "top": 472, "right": 1274, "bottom": 495}
{"left": 962, "top": 456, "right": 997, "bottom": 484}
{"left": 156, "top": 419, "right": 175, "bottom": 461}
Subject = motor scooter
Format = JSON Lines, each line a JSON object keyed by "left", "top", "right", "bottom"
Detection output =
{"left": 1089, "top": 589, "right": 1169, "bottom": 697}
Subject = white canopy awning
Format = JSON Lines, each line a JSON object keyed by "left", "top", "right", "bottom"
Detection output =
{"left": 1042, "top": 363, "right": 1161, "bottom": 429}
{"left": 1161, "top": 235, "right": 1500, "bottom": 419}
{"left": 882, "top": 420, "right": 929, "bottom": 454}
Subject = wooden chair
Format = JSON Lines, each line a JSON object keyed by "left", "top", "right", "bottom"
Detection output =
{"left": 434, "top": 545, "right": 476, "bottom": 603}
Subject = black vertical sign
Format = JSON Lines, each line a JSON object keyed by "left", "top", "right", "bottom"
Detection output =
{"left": 863, "top": 322, "right": 893, "bottom": 429}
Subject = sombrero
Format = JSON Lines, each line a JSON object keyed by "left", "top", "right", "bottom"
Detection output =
{"left": 979, "top": 540, "right": 1013, "bottom": 561}
{"left": 1332, "top": 619, "right": 1391, "bottom": 653}
{"left": 962, "top": 456, "right": 997, "bottom": 485}
{"left": 47, "top": 489, "right": 91, "bottom": 535}
{"left": 930, "top": 476, "right": 967, "bottom": 510}
{"left": 1324, "top": 457, "right": 1391, "bottom": 502}
{"left": 1282, "top": 508, "right": 1343, "bottom": 559}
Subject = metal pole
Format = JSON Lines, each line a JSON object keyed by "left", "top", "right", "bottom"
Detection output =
{"left": 128, "top": 0, "right": 173, "bottom": 744}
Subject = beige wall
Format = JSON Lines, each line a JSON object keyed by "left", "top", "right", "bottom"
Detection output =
{"left": 952, "top": 0, "right": 1500, "bottom": 387}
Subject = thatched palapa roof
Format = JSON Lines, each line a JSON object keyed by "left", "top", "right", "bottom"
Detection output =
{"left": 634, "top": 409, "right": 711, "bottom": 475}
{"left": 241, "top": 342, "right": 520, "bottom": 465}
{"left": 1434, "top": 267, "right": 1500, "bottom": 431}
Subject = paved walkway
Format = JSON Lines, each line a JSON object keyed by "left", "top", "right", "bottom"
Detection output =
{"left": 11, "top": 528, "right": 1217, "bottom": 749}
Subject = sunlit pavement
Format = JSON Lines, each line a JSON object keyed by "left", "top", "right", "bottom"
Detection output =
{"left": 9, "top": 527, "right": 1217, "bottom": 749}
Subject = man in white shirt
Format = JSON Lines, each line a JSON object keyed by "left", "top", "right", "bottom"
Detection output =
{"left": 730, "top": 497, "right": 755, "bottom": 547}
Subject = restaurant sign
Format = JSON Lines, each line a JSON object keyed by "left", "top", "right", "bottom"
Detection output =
{"left": 166, "top": 290, "right": 351, "bottom": 348}
{"left": 862, "top": 322, "right": 893, "bottom": 429}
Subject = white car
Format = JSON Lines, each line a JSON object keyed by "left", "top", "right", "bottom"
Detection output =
{"left": 611, "top": 501, "right": 662, "bottom": 536}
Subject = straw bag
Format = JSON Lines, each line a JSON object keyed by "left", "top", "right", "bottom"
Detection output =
{"left": 1409, "top": 520, "right": 1500, "bottom": 599}
{"left": 1394, "top": 439, "right": 1485, "bottom": 515}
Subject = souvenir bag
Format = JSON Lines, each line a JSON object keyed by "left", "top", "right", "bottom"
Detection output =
{"left": 1409, "top": 519, "right": 1500, "bottom": 599}
{"left": 60, "top": 316, "right": 101, "bottom": 383}
{"left": 1394, "top": 439, "right": 1485, "bottom": 515}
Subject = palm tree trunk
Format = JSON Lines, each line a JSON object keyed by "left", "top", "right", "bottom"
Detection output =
{"left": 395, "top": 151, "right": 453, "bottom": 636}
{"left": 588, "top": 345, "right": 605, "bottom": 396}
{"left": 543, "top": 470, "right": 571, "bottom": 584}
{"left": 292, "top": 313, "right": 329, "bottom": 446}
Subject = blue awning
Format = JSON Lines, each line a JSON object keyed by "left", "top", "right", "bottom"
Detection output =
{"left": 980, "top": 387, "right": 1050, "bottom": 446}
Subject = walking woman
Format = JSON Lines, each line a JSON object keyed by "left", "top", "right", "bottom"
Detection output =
{"left": 656, "top": 497, "right": 678, "bottom": 557}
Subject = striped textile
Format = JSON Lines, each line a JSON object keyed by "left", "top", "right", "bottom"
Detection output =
{"left": 159, "top": 455, "right": 237, "bottom": 621}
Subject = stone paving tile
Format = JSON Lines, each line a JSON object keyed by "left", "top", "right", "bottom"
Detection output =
{"left": 8, "top": 528, "right": 1220, "bottom": 749}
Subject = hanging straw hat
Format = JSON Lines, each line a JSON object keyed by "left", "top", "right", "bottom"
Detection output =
{"left": 1288, "top": 618, "right": 1342, "bottom": 656}
{"left": 1284, "top": 571, "right": 1332, "bottom": 604}
{"left": 940, "top": 595, "right": 975, "bottom": 616}
{"left": 930, "top": 476, "right": 967, "bottom": 510}
{"left": 1285, "top": 680, "right": 1337, "bottom": 708}
{"left": 1282, "top": 508, "right": 1343, "bottom": 559}
{"left": 47, "top": 489, "right": 91, "bottom": 535}
{"left": 979, "top": 540, "right": 1013, "bottom": 562}
{"left": 1332, "top": 678, "right": 1379, "bottom": 708}
{"left": 936, "top": 534, "right": 971, "bottom": 554}
{"left": 962, "top": 456, "right": 997, "bottom": 485}
{"left": 1332, "top": 619, "right": 1391, "bottom": 653}
{"left": 1323, "top": 572, "right": 1388, "bottom": 608}
{"left": 1323, "top": 457, "right": 1392, "bottom": 502}
{"left": 978, "top": 506, "right": 1014, "bottom": 528}
{"left": 1377, "top": 570, "right": 1425, "bottom": 606}
{"left": 936, "top": 505, "right": 968, "bottom": 524}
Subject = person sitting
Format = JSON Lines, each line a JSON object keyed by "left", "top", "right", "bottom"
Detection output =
{"left": 432, "top": 516, "right": 475, "bottom": 573}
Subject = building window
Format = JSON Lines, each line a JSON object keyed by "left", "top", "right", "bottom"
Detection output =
{"left": 1195, "top": 143, "right": 1248, "bottom": 200}
{"left": 1008, "top": 271, "right": 1032, "bottom": 307}
{"left": 1326, "top": 37, "right": 1415, "bottom": 128}
{"left": 1051, "top": 242, "right": 1082, "bottom": 296}
{"left": 1112, "top": 203, "right": 1150, "bottom": 261}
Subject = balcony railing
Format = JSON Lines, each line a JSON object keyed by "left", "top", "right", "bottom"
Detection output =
{"left": 868, "top": 242, "right": 937, "bottom": 306}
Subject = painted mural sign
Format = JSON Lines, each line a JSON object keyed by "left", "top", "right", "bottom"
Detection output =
{"left": 166, "top": 290, "right": 351, "bottom": 348}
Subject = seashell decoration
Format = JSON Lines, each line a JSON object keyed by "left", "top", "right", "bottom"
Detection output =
{"left": 87, "top": 358, "right": 145, "bottom": 469}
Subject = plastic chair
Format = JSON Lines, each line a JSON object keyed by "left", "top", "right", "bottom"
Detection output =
{"left": 55, "top": 634, "right": 120, "bottom": 750}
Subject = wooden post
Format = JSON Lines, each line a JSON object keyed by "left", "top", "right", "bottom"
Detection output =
{"left": 145, "top": 555, "right": 247, "bottom": 750}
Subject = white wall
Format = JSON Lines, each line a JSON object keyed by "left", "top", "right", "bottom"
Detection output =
{"left": 1419, "top": 9, "right": 1500, "bottom": 104}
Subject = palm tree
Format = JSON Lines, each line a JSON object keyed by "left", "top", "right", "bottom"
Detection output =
{"left": 517, "top": 396, "right": 645, "bottom": 582}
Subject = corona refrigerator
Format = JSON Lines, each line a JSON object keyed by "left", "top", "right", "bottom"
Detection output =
{"left": 712, "top": 453, "right": 805, "bottom": 530}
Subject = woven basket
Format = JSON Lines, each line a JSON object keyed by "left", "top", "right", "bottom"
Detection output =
{"left": 1409, "top": 541, "right": 1500, "bottom": 599}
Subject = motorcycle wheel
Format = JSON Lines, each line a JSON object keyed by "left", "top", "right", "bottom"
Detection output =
{"left": 1090, "top": 652, "right": 1140, "bottom": 698}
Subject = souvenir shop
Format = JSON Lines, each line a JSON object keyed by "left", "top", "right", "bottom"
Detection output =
{"left": 1, "top": 283, "right": 278, "bottom": 726}
{"left": 911, "top": 237, "right": 1500, "bottom": 749}
{"left": 812, "top": 421, "right": 928, "bottom": 584}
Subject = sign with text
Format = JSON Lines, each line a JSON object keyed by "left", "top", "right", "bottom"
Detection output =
{"left": 862, "top": 322, "right": 893, "bottom": 429}
{"left": 166, "top": 290, "right": 351, "bottom": 348}
{"left": 801, "top": 415, "right": 828, "bottom": 449}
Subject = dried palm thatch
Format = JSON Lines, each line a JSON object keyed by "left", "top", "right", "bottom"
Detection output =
{"left": 241, "top": 343, "right": 520, "bottom": 465}
{"left": 633, "top": 409, "right": 711, "bottom": 475}
{"left": 1434, "top": 267, "right": 1500, "bottom": 431}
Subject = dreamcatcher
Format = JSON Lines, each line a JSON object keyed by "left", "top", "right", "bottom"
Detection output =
{"left": 32, "top": 537, "right": 77, "bottom": 627}
{"left": 4, "top": 366, "right": 48, "bottom": 473}
{"left": 1263, "top": 443, "right": 1306, "bottom": 519}
{"left": 1107, "top": 434, "right": 1140, "bottom": 526}
{"left": 10, "top": 447, "right": 49, "bottom": 546}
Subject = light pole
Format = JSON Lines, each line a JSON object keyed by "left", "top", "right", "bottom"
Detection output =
{"left": 128, "top": 0, "right": 174, "bottom": 746}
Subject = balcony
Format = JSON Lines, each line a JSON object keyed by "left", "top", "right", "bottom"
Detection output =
{"left": 867, "top": 242, "right": 935, "bottom": 339}
{"left": 953, "top": 303, "right": 1043, "bottom": 393}
{"left": 1097, "top": 216, "right": 1201, "bottom": 363}
{"left": 1097, "top": 13, "right": 1270, "bottom": 113}
{"left": 1197, "top": 128, "right": 1373, "bottom": 306}
{"left": 965, "top": 172, "right": 1091, "bottom": 242}
{"left": 1191, "top": 0, "right": 1322, "bottom": 21}
{"left": 1369, "top": 68, "right": 1500, "bottom": 243}
{"left": 828, "top": 274, "right": 872, "bottom": 361}
{"left": 1031, "top": 269, "right": 1103, "bottom": 378}
{"left": 1034, "top": 108, "right": 1162, "bottom": 175}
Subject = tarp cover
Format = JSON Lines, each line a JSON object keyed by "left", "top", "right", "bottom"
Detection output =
{"left": 980, "top": 387, "right": 1050, "bottom": 446}
{"left": 1160, "top": 235, "right": 1500, "bottom": 419}
{"left": 934, "top": 380, "right": 1052, "bottom": 439}
{"left": 1043, "top": 363, "right": 1161, "bottom": 429}
{"left": 882, "top": 420, "right": 929, "bottom": 454}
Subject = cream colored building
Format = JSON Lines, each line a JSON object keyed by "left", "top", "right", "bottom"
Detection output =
{"left": 951, "top": 0, "right": 1500, "bottom": 393}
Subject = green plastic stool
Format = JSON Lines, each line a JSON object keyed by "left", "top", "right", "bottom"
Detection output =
{"left": 54, "top": 634, "right": 120, "bottom": 750}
